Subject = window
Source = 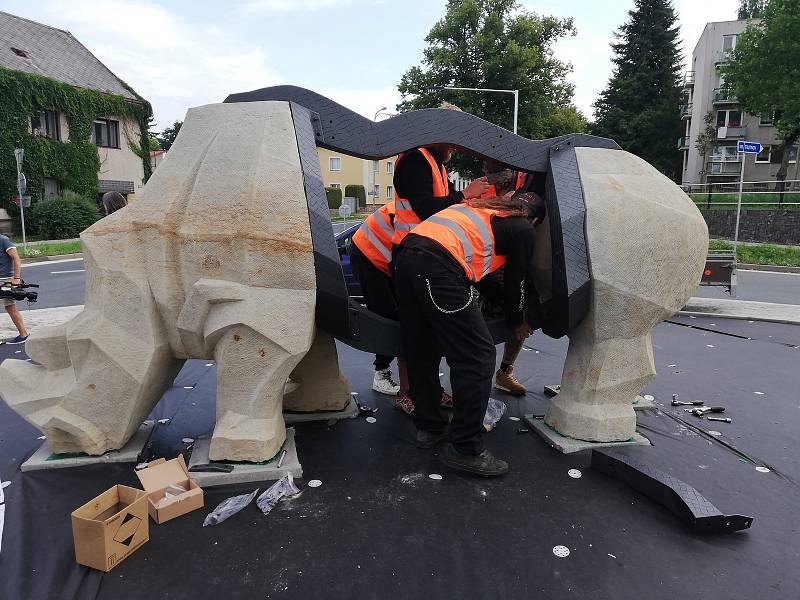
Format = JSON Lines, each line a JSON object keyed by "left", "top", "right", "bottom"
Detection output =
{"left": 31, "top": 109, "right": 60, "bottom": 140}
{"left": 716, "top": 110, "right": 742, "bottom": 128}
{"left": 328, "top": 157, "right": 341, "bottom": 171}
{"left": 329, "top": 183, "right": 341, "bottom": 189}
{"left": 722, "top": 35, "right": 737, "bottom": 52}
{"left": 42, "top": 177, "right": 61, "bottom": 197}
{"left": 711, "top": 145, "right": 739, "bottom": 161}
{"left": 788, "top": 146, "right": 798, "bottom": 164}
{"left": 386, "top": 185, "right": 393, "bottom": 199}
{"left": 760, "top": 112, "right": 775, "bottom": 126}
{"left": 755, "top": 146, "right": 771, "bottom": 163}
{"left": 93, "top": 119, "right": 119, "bottom": 148}
{"left": 386, "top": 161, "right": 393, "bottom": 175}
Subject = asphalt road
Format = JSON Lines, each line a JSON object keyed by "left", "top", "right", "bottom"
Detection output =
{"left": 17, "top": 254, "right": 799, "bottom": 312}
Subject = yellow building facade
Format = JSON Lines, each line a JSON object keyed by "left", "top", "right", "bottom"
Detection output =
{"left": 317, "top": 148, "right": 397, "bottom": 207}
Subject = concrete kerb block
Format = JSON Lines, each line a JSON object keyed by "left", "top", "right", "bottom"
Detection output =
{"left": 21, "top": 421, "right": 154, "bottom": 472}
{"left": 188, "top": 428, "right": 302, "bottom": 488}
{"left": 525, "top": 416, "right": 651, "bottom": 454}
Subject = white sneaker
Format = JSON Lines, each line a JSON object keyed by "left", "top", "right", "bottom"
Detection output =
{"left": 372, "top": 369, "right": 400, "bottom": 396}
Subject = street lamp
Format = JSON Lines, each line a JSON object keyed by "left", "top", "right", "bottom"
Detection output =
{"left": 435, "top": 86, "right": 520, "bottom": 134}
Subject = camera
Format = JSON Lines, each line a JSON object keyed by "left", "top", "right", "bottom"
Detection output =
{"left": 0, "top": 280, "right": 38, "bottom": 302}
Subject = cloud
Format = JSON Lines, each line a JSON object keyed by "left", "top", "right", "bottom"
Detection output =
{"left": 5, "top": 0, "right": 284, "bottom": 128}
{"left": 320, "top": 86, "right": 402, "bottom": 120}
{"left": 243, "top": 0, "right": 349, "bottom": 11}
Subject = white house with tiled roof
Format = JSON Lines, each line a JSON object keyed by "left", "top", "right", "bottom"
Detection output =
{"left": 0, "top": 10, "right": 151, "bottom": 202}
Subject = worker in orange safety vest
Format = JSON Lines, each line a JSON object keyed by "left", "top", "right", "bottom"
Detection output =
{"left": 393, "top": 193, "right": 546, "bottom": 477}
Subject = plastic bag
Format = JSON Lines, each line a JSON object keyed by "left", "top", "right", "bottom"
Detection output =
{"left": 483, "top": 398, "right": 507, "bottom": 432}
{"left": 202, "top": 488, "right": 259, "bottom": 527}
{"left": 256, "top": 473, "right": 301, "bottom": 515}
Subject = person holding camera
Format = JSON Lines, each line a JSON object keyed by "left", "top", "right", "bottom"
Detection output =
{"left": 0, "top": 234, "right": 28, "bottom": 344}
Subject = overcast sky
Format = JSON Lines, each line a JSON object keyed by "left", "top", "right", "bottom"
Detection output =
{"left": 1, "top": 0, "right": 739, "bottom": 131}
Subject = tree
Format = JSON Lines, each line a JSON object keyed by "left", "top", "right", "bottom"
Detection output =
{"left": 722, "top": 0, "right": 800, "bottom": 190}
{"left": 148, "top": 136, "right": 160, "bottom": 151}
{"left": 738, "top": 0, "right": 765, "bottom": 19}
{"left": 590, "top": 0, "right": 683, "bottom": 177}
{"left": 694, "top": 111, "right": 717, "bottom": 164}
{"left": 156, "top": 120, "right": 182, "bottom": 151}
{"left": 397, "top": 0, "right": 585, "bottom": 176}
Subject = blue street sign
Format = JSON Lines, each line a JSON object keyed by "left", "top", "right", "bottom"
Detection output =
{"left": 737, "top": 140, "right": 763, "bottom": 154}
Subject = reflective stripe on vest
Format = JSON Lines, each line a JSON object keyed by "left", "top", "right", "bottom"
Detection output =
{"left": 410, "top": 206, "right": 507, "bottom": 282}
{"left": 352, "top": 200, "right": 396, "bottom": 275}
{"left": 391, "top": 148, "right": 449, "bottom": 246}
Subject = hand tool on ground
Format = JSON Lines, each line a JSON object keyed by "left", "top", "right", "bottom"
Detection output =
{"left": 707, "top": 416, "right": 732, "bottom": 423}
{"left": 685, "top": 406, "right": 726, "bottom": 417}
{"left": 672, "top": 399, "right": 705, "bottom": 406}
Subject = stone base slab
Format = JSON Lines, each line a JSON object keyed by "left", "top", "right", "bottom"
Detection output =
{"left": 188, "top": 428, "right": 302, "bottom": 488}
{"left": 525, "top": 417, "right": 651, "bottom": 454}
{"left": 283, "top": 396, "right": 359, "bottom": 424}
{"left": 21, "top": 422, "right": 154, "bottom": 472}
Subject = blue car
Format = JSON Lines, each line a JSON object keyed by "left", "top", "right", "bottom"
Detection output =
{"left": 335, "top": 222, "right": 362, "bottom": 297}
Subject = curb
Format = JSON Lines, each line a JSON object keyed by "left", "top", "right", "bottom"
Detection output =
{"left": 21, "top": 253, "right": 83, "bottom": 264}
{"left": 738, "top": 263, "right": 800, "bottom": 274}
{"left": 681, "top": 297, "right": 800, "bottom": 326}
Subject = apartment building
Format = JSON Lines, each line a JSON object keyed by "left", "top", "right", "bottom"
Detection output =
{"left": 318, "top": 148, "right": 470, "bottom": 208}
{"left": 681, "top": 19, "right": 797, "bottom": 187}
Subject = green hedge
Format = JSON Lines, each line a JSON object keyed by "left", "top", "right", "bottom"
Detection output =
{"left": 30, "top": 190, "right": 101, "bottom": 239}
{"left": 326, "top": 187, "right": 343, "bottom": 209}
{"left": 345, "top": 184, "right": 366, "bottom": 208}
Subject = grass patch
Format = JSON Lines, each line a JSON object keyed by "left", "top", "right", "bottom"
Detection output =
{"left": 709, "top": 239, "right": 800, "bottom": 267}
{"left": 17, "top": 241, "right": 82, "bottom": 258}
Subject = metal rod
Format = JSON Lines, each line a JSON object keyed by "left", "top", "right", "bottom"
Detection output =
{"left": 732, "top": 151, "right": 745, "bottom": 296}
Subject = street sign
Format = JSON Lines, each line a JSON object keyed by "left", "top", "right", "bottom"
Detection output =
{"left": 737, "top": 140, "right": 762, "bottom": 154}
{"left": 20, "top": 196, "right": 31, "bottom": 208}
{"left": 338, "top": 203, "right": 353, "bottom": 219}
{"left": 14, "top": 148, "right": 23, "bottom": 170}
{"left": 16, "top": 173, "right": 26, "bottom": 195}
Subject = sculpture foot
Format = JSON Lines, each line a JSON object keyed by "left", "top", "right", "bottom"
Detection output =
{"left": 208, "top": 410, "right": 286, "bottom": 463}
{"left": 544, "top": 397, "right": 636, "bottom": 443}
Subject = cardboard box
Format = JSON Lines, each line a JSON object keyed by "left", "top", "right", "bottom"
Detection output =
{"left": 71, "top": 485, "right": 149, "bottom": 572}
{"left": 135, "top": 455, "right": 204, "bottom": 524}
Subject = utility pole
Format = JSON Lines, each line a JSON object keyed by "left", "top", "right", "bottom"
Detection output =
{"left": 14, "top": 149, "right": 28, "bottom": 251}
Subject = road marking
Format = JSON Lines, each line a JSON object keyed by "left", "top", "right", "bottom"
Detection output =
{"left": 51, "top": 269, "right": 85, "bottom": 274}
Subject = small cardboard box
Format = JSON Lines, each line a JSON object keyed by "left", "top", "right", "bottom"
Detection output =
{"left": 71, "top": 485, "right": 149, "bottom": 572}
{"left": 135, "top": 455, "right": 204, "bottom": 524}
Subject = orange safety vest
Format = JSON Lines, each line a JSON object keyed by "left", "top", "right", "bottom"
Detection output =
{"left": 410, "top": 206, "right": 507, "bottom": 282}
{"left": 480, "top": 171, "right": 527, "bottom": 199}
{"left": 352, "top": 200, "right": 396, "bottom": 275}
{"left": 391, "top": 148, "right": 449, "bottom": 246}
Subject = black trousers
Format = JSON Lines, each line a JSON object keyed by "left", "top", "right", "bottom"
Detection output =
{"left": 394, "top": 247, "right": 496, "bottom": 455}
{"left": 349, "top": 243, "right": 397, "bottom": 371}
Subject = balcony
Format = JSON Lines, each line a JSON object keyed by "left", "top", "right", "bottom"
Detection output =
{"left": 706, "top": 157, "right": 742, "bottom": 177}
{"left": 680, "top": 103, "right": 693, "bottom": 120}
{"left": 717, "top": 125, "right": 748, "bottom": 139}
{"left": 712, "top": 88, "right": 737, "bottom": 104}
{"left": 682, "top": 71, "right": 695, "bottom": 87}
{"left": 678, "top": 136, "right": 690, "bottom": 150}
{"left": 714, "top": 50, "right": 732, "bottom": 65}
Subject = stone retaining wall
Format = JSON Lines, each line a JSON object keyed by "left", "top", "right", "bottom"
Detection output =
{"left": 700, "top": 210, "right": 800, "bottom": 245}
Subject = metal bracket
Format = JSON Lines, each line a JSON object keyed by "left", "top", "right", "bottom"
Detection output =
{"left": 591, "top": 449, "right": 754, "bottom": 533}
{"left": 309, "top": 111, "right": 324, "bottom": 142}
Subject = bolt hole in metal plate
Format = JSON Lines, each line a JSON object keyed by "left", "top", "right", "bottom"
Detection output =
{"left": 552, "top": 545, "right": 570, "bottom": 558}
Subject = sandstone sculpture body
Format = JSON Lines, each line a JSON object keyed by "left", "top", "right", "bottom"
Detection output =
{"left": 0, "top": 101, "right": 350, "bottom": 462}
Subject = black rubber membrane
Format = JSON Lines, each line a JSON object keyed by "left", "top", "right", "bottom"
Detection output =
{"left": 1, "top": 318, "right": 798, "bottom": 599}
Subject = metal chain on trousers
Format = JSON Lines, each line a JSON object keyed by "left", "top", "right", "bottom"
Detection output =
{"left": 426, "top": 278, "right": 477, "bottom": 314}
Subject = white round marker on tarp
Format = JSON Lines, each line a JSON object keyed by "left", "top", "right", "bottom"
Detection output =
{"left": 552, "top": 545, "right": 570, "bottom": 558}
{"left": 755, "top": 466, "right": 770, "bottom": 473}
{"left": 205, "top": 363, "right": 214, "bottom": 367}
{"left": 706, "top": 344, "right": 715, "bottom": 348}
{"left": 182, "top": 437, "right": 194, "bottom": 443}
{"left": 183, "top": 386, "right": 194, "bottom": 389}
{"left": 754, "top": 391, "right": 765, "bottom": 395}
{"left": 509, "top": 416, "right": 520, "bottom": 422}
{"left": 365, "top": 417, "right": 377, "bottom": 424}
{"left": 307, "top": 479, "right": 323, "bottom": 488}
{"left": 568, "top": 469, "right": 582, "bottom": 479}
{"left": 429, "top": 473, "right": 443, "bottom": 481}
{"left": 643, "top": 395, "right": 654, "bottom": 401}
{"left": 708, "top": 430, "right": 722, "bottom": 437}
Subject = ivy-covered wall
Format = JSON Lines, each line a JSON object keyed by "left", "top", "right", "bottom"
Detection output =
{"left": 0, "top": 66, "right": 152, "bottom": 210}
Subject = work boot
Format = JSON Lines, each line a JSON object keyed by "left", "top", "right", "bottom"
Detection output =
{"left": 442, "top": 444, "right": 509, "bottom": 476}
{"left": 415, "top": 429, "right": 448, "bottom": 449}
{"left": 494, "top": 366, "right": 526, "bottom": 395}
{"left": 372, "top": 369, "right": 400, "bottom": 396}
{"left": 394, "top": 391, "right": 415, "bottom": 415}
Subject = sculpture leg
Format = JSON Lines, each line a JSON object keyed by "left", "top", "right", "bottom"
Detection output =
{"left": 283, "top": 329, "right": 350, "bottom": 413}
{"left": 544, "top": 316, "right": 655, "bottom": 442}
{"left": 0, "top": 305, "right": 182, "bottom": 455}
{"left": 209, "top": 327, "right": 302, "bottom": 462}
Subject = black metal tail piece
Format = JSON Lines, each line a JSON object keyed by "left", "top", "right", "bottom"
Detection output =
{"left": 591, "top": 449, "right": 754, "bottom": 534}
{"left": 224, "top": 85, "right": 621, "bottom": 355}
